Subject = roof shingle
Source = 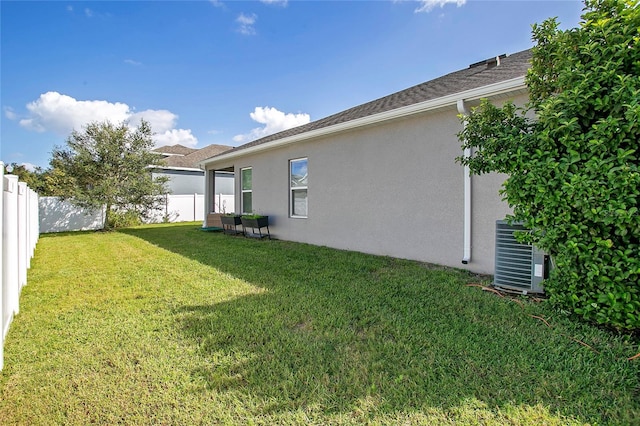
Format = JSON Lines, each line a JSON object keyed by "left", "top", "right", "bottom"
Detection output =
{"left": 209, "top": 49, "right": 532, "bottom": 160}
{"left": 158, "top": 144, "right": 233, "bottom": 169}
{"left": 152, "top": 144, "right": 197, "bottom": 156}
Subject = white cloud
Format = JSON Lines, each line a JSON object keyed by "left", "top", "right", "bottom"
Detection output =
{"left": 18, "top": 92, "right": 197, "bottom": 148}
{"left": 209, "top": 0, "right": 225, "bottom": 7}
{"left": 4, "top": 106, "right": 18, "bottom": 120}
{"left": 124, "top": 58, "right": 142, "bottom": 66}
{"left": 154, "top": 129, "right": 199, "bottom": 148}
{"left": 84, "top": 8, "right": 94, "bottom": 18}
{"left": 260, "top": 0, "right": 288, "bottom": 6}
{"left": 236, "top": 13, "right": 257, "bottom": 35}
{"left": 129, "top": 109, "right": 177, "bottom": 133}
{"left": 415, "top": 0, "right": 466, "bottom": 13}
{"left": 20, "top": 162, "right": 37, "bottom": 172}
{"left": 20, "top": 92, "right": 130, "bottom": 134}
{"left": 233, "top": 106, "right": 310, "bottom": 144}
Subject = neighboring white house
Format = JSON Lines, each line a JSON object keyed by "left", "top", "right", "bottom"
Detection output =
{"left": 200, "top": 50, "right": 532, "bottom": 274}
{"left": 151, "top": 144, "right": 234, "bottom": 195}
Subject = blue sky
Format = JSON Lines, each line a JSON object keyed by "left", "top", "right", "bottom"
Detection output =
{"left": 1, "top": 0, "right": 583, "bottom": 169}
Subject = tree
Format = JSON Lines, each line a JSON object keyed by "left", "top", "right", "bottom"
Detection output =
{"left": 457, "top": 0, "right": 639, "bottom": 330}
{"left": 3, "top": 163, "right": 44, "bottom": 192}
{"left": 51, "top": 120, "right": 169, "bottom": 230}
{"left": 2, "top": 163, "right": 68, "bottom": 196}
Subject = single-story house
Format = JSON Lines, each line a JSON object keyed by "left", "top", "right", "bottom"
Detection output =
{"left": 151, "top": 143, "right": 234, "bottom": 197}
{"left": 200, "top": 50, "right": 532, "bottom": 274}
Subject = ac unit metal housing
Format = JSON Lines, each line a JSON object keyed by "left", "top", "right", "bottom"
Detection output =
{"left": 494, "top": 220, "right": 547, "bottom": 294}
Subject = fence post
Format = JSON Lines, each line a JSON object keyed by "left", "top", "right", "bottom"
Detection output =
{"left": 29, "top": 189, "right": 38, "bottom": 262}
{"left": 25, "top": 187, "right": 30, "bottom": 269}
{"left": 17, "top": 183, "right": 27, "bottom": 291}
{"left": 0, "top": 164, "right": 4, "bottom": 371}
{"left": 3, "top": 175, "right": 19, "bottom": 339}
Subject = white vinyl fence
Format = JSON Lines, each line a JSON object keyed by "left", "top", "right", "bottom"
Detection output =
{"left": 147, "top": 194, "right": 205, "bottom": 223}
{"left": 213, "top": 194, "right": 235, "bottom": 214}
{"left": 39, "top": 197, "right": 106, "bottom": 233}
{"left": 1, "top": 164, "right": 40, "bottom": 371}
{"left": 39, "top": 193, "right": 235, "bottom": 233}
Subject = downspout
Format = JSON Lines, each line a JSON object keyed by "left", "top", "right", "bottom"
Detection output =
{"left": 457, "top": 99, "right": 472, "bottom": 265}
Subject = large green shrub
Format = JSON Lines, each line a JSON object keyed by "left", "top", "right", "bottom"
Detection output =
{"left": 457, "top": 0, "right": 639, "bottom": 330}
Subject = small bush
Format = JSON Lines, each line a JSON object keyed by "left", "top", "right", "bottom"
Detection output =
{"left": 107, "top": 210, "right": 142, "bottom": 229}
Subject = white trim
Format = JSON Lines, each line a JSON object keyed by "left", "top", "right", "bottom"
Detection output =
{"left": 289, "top": 158, "right": 308, "bottom": 218}
{"left": 240, "top": 167, "right": 252, "bottom": 215}
{"left": 201, "top": 77, "right": 526, "bottom": 166}
{"left": 151, "top": 166, "right": 203, "bottom": 172}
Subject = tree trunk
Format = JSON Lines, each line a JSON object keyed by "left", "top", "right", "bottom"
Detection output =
{"left": 103, "top": 203, "right": 112, "bottom": 231}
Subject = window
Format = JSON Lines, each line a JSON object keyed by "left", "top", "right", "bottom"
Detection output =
{"left": 241, "top": 167, "right": 252, "bottom": 214}
{"left": 290, "top": 158, "right": 308, "bottom": 217}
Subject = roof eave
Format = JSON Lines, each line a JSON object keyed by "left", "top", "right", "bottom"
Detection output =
{"left": 149, "top": 165, "right": 203, "bottom": 172}
{"left": 200, "top": 76, "right": 526, "bottom": 168}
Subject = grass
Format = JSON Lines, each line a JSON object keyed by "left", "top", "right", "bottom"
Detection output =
{"left": 0, "top": 222, "right": 638, "bottom": 425}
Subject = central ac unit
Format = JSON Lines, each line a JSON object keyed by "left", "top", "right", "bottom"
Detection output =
{"left": 494, "top": 220, "right": 547, "bottom": 294}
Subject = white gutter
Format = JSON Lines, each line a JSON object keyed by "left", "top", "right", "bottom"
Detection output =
{"left": 457, "top": 99, "right": 472, "bottom": 265}
{"left": 200, "top": 76, "right": 526, "bottom": 167}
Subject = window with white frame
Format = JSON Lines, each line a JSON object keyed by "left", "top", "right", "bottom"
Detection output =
{"left": 289, "top": 158, "right": 308, "bottom": 218}
{"left": 241, "top": 167, "right": 252, "bottom": 214}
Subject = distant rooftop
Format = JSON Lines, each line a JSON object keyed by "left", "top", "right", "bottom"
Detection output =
{"left": 153, "top": 144, "right": 233, "bottom": 169}
{"left": 152, "top": 144, "right": 197, "bottom": 156}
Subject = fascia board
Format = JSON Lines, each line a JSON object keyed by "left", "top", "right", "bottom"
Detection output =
{"left": 148, "top": 165, "right": 203, "bottom": 172}
{"left": 201, "top": 76, "right": 526, "bottom": 167}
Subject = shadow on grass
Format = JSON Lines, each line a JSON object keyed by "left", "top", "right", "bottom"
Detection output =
{"left": 120, "top": 224, "right": 639, "bottom": 424}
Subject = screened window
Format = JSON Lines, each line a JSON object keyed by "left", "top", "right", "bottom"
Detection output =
{"left": 241, "top": 167, "right": 252, "bottom": 214}
{"left": 290, "top": 158, "right": 308, "bottom": 218}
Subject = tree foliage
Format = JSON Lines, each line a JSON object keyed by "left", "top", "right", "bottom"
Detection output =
{"left": 457, "top": 0, "right": 640, "bottom": 330}
{"left": 51, "top": 120, "right": 168, "bottom": 230}
{"left": 2, "top": 162, "right": 72, "bottom": 196}
{"left": 3, "top": 163, "right": 43, "bottom": 191}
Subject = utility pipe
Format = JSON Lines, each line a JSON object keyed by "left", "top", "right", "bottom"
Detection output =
{"left": 457, "top": 99, "right": 472, "bottom": 265}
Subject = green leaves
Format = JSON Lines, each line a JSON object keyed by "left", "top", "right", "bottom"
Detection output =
{"left": 457, "top": 0, "right": 640, "bottom": 330}
{"left": 456, "top": 100, "right": 534, "bottom": 175}
{"left": 50, "top": 119, "right": 169, "bottom": 230}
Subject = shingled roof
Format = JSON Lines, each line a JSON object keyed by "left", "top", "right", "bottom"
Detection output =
{"left": 205, "top": 49, "right": 532, "bottom": 162}
{"left": 154, "top": 144, "right": 233, "bottom": 169}
{"left": 152, "top": 144, "right": 197, "bottom": 156}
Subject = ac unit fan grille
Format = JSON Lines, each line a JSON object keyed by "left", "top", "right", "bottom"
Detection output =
{"left": 494, "top": 221, "right": 545, "bottom": 293}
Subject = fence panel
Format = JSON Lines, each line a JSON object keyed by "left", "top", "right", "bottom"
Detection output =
{"left": 213, "top": 194, "right": 235, "bottom": 214}
{"left": 18, "top": 183, "right": 27, "bottom": 291}
{"left": 40, "top": 194, "right": 211, "bottom": 232}
{"left": 165, "top": 194, "right": 204, "bottom": 222}
{"left": 39, "top": 197, "right": 105, "bottom": 233}
{"left": 1, "top": 165, "right": 40, "bottom": 371}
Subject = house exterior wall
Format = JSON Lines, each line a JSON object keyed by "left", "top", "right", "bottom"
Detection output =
{"left": 205, "top": 93, "right": 526, "bottom": 274}
{"left": 154, "top": 170, "right": 204, "bottom": 195}
{"left": 153, "top": 170, "right": 234, "bottom": 196}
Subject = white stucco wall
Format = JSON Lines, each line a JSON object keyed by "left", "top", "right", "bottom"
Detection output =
{"left": 206, "top": 94, "right": 525, "bottom": 274}
{"left": 153, "top": 170, "right": 234, "bottom": 196}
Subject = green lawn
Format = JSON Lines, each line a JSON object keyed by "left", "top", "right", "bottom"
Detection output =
{"left": 1, "top": 222, "right": 638, "bottom": 425}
